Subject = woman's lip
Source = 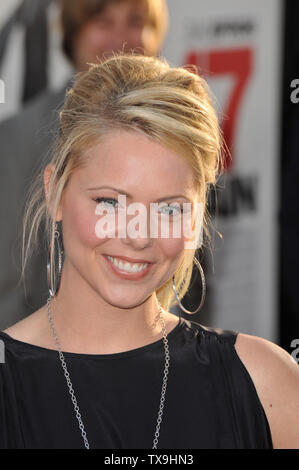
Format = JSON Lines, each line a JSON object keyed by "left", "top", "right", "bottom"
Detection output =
{"left": 103, "top": 255, "right": 153, "bottom": 280}
{"left": 103, "top": 254, "right": 154, "bottom": 264}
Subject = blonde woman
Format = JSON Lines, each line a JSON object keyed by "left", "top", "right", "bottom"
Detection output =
{"left": 0, "top": 0, "right": 169, "bottom": 330}
{"left": 0, "top": 54, "right": 298, "bottom": 449}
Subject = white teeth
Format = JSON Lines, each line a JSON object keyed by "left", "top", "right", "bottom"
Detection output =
{"left": 107, "top": 256, "right": 148, "bottom": 273}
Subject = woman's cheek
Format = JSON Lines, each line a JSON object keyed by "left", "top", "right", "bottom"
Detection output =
{"left": 64, "top": 202, "right": 103, "bottom": 249}
{"left": 159, "top": 236, "right": 185, "bottom": 260}
{"left": 94, "top": 210, "right": 120, "bottom": 243}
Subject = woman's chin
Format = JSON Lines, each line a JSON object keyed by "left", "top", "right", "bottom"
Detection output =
{"left": 100, "top": 290, "right": 151, "bottom": 310}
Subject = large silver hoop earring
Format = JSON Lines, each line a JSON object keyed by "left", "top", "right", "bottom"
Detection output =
{"left": 47, "top": 223, "right": 64, "bottom": 298}
{"left": 172, "top": 257, "right": 206, "bottom": 314}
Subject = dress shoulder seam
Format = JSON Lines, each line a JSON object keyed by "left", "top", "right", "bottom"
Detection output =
{"left": 183, "top": 318, "right": 239, "bottom": 346}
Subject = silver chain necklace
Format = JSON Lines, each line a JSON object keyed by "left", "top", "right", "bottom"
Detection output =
{"left": 46, "top": 296, "right": 170, "bottom": 449}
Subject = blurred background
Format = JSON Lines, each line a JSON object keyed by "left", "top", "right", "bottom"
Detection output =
{"left": 0, "top": 0, "right": 298, "bottom": 355}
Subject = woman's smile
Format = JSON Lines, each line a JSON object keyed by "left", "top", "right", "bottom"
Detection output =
{"left": 103, "top": 254, "right": 154, "bottom": 280}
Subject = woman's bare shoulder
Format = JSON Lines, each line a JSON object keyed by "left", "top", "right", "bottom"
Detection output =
{"left": 235, "top": 332, "right": 299, "bottom": 449}
{"left": 2, "top": 305, "right": 49, "bottom": 345}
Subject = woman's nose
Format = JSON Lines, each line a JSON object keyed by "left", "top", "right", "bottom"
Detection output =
{"left": 119, "top": 210, "right": 153, "bottom": 249}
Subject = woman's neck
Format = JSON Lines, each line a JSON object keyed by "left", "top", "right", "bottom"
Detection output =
{"left": 46, "top": 266, "right": 172, "bottom": 355}
{"left": 4, "top": 262, "right": 179, "bottom": 355}
{"left": 50, "top": 300, "right": 163, "bottom": 355}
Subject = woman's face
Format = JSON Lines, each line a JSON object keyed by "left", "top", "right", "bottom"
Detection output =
{"left": 48, "top": 130, "right": 198, "bottom": 309}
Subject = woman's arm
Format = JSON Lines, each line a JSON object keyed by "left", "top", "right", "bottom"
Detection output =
{"left": 235, "top": 332, "right": 299, "bottom": 449}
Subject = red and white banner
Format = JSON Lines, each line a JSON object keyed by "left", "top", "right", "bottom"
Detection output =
{"left": 163, "top": 0, "right": 283, "bottom": 340}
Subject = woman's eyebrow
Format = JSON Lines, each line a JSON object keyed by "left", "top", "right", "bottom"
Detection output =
{"left": 87, "top": 185, "right": 192, "bottom": 202}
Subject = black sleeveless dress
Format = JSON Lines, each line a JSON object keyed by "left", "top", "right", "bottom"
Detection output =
{"left": 0, "top": 317, "right": 273, "bottom": 449}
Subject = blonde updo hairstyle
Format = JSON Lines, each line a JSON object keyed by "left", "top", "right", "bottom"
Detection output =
{"left": 22, "top": 53, "right": 224, "bottom": 313}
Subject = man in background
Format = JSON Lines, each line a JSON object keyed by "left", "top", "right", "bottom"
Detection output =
{"left": 0, "top": 0, "right": 169, "bottom": 328}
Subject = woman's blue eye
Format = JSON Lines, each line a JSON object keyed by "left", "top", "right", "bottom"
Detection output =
{"left": 94, "top": 197, "right": 119, "bottom": 208}
{"left": 160, "top": 204, "right": 183, "bottom": 216}
{"left": 94, "top": 198, "right": 183, "bottom": 215}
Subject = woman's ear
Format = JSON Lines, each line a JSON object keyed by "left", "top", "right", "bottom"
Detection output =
{"left": 43, "top": 164, "right": 63, "bottom": 221}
